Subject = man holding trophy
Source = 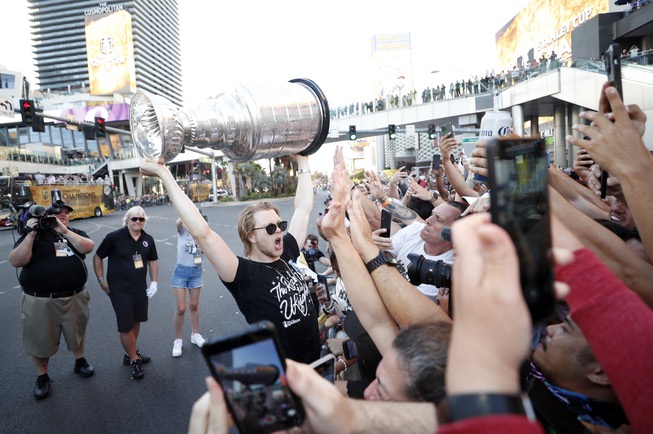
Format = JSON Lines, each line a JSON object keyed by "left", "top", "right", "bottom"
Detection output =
{"left": 135, "top": 79, "right": 330, "bottom": 364}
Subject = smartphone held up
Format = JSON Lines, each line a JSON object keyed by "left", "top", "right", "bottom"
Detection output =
{"left": 600, "top": 43, "right": 624, "bottom": 199}
{"left": 202, "top": 321, "right": 305, "bottom": 434}
{"left": 487, "top": 137, "right": 556, "bottom": 323}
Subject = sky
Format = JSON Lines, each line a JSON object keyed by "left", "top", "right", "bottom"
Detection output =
{"left": 2, "top": 0, "right": 533, "bottom": 172}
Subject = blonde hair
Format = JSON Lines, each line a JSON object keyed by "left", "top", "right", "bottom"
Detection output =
{"left": 122, "top": 206, "right": 148, "bottom": 226}
{"left": 237, "top": 202, "right": 280, "bottom": 256}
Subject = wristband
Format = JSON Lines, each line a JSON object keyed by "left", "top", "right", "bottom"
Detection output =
{"left": 446, "top": 393, "right": 526, "bottom": 422}
{"left": 380, "top": 197, "right": 391, "bottom": 208}
{"left": 337, "top": 357, "right": 348, "bottom": 372}
{"left": 98, "top": 277, "right": 105, "bottom": 282}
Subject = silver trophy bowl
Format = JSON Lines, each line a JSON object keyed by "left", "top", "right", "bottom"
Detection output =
{"left": 129, "top": 78, "right": 330, "bottom": 163}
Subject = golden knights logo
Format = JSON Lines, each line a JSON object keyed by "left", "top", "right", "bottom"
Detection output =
{"left": 100, "top": 36, "right": 113, "bottom": 55}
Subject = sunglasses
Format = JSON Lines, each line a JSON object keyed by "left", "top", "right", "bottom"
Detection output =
{"left": 130, "top": 217, "right": 146, "bottom": 222}
{"left": 252, "top": 221, "right": 288, "bottom": 235}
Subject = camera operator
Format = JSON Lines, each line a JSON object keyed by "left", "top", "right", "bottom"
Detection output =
{"left": 9, "top": 201, "right": 95, "bottom": 400}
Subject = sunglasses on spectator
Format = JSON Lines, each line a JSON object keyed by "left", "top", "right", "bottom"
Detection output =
{"left": 252, "top": 221, "right": 288, "bottom": 235}
{"left": 130, "top": 217, "right": 146, "bottom": 222}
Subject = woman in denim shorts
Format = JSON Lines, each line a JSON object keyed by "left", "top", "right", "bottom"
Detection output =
{"left": 171, "top": 217, "right": 206, "bottom": 356}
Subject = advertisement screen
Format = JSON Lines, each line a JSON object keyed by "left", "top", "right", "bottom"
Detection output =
{"left": 371, "top": 33, "right": 413, "bottom": 99}
{"left": 495, "top": 0, "right": 609, "bottom": 71}
{"left": 84, "top": 10, "right": 137, "bottom": 95}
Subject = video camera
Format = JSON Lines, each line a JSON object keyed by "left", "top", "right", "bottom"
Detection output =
{"left": 18, "top": 199, "right": 66, "bottom": 235}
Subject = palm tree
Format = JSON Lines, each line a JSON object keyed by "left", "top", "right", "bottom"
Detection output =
{"left": 270, "top": 166, "right": 290, "bottom": 196}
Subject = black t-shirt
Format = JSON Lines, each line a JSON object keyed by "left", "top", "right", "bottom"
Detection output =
{"left": 15, "top": 227, "right": 90, "bottom": 294}
{"left": 301, "top": 247, "right": 325, "bottom": 273}
{"left": 95, "top": 227, "right": 158, "bottom": 293}
{"left": 222, "top": 233, "right": 320, "bottom": 364}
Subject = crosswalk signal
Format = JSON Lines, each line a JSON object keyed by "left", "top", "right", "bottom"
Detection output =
{"left": 348, "top": 125, "right": 357, "bottom": 141}
{"left": 388, "top": 124, "right": 396, "bottom": 140}
{"left": 428, "top": 124, "right": 436, "bottom": 140}
{"left": 95, "top": 117, "right": 106, "bottom": 138}
{"left": 20, "top": 99, "right": 35, "bottom": 125}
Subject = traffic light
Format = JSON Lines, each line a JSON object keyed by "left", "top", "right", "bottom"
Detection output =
{"left": 32, "top": 114, "right": 45, "bottom": 133}
{"left": 83, "top": 124, "right": 96, "bottom": 140}
{"left": 20, "top": 99, "right": 35, "bottom": 125}
{"left": 348, "top": 125, "right": 357, "bottom": 141}
{"left": 388, "top": 124, "right": 396, "bottom": 140}
{"left": 217, "top": 167, "right": 223, "bottom": 179}
{"left": 428, "top": 124, "right": 436, "bottom": 140}
{"left": 95, "top": 117, "right": 106, "bottom": 138}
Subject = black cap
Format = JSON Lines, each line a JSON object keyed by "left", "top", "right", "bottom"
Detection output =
{"left": 60, "top": 202, "right": 74, "bottom": 212}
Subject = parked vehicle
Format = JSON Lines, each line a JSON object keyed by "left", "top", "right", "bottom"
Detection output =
{"left": 208, "top": 189, "right": 229, "bottom": 201}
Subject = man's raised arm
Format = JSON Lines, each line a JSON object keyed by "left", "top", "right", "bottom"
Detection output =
{"left": 140, "top": 160, "right": 239, "bottom": 282}
{"left": 349, "top": 191, "right": 452, "bottom": 328}
{"left": 287, "top": 155, "right": 313, "bottom": 245}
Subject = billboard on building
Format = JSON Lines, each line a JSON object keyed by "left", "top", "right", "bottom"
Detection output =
{"left": 84, "top": 8, "right": 136, "bottom": 95}
{"left": 495, "top": 0, "right": 609, "bottom": 70}
{"left": 371, "top": 33, "right": 413, "bottom": 99}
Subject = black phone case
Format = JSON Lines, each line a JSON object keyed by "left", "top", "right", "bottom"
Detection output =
{"left": 601, "top": 43, "right": 622, "bottom": 199}
{"left": 487, "top": 138, "right": 556, "bottom": 323}
{"left": 381, "top": 209, "right": 392, "bottom": 238}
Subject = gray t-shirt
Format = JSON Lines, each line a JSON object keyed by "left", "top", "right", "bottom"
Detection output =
{"left": 177, "top": 226, "right": 203, "bottom": 267}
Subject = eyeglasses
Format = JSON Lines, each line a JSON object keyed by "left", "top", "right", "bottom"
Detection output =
{"left": 251, "top": 221, "right": 288, "bottom": 235}
{"left": 130, "top": 217, "right": 146, "bottom": 222}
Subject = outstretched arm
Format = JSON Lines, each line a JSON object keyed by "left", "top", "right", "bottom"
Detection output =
{"left": 140, "top": 160, "right": 239, "bottom": 282}
{"left": 349, "top": 191, "right": 452, "bottom": 328}
{"left": 547, "top": 165, "right": 609, "bottom": 221}
{"left": 550, "top": 187, "right": 653, "bottom": 308}
{"left": 322, "top": 167, "right": 398, "bottom": 355}
{"left": 287, "top": 155, "right": 313, "bottom": 245}
{"left": 568, "top": 85, "right": 653, "bottom": 262}
{"left": 441, "top": 135, "right": 478, "bottom": 198}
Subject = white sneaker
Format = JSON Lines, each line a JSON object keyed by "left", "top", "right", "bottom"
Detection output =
{"left": 190, "top": 333, "right": 205, "bottom": 348}
{"left": 172, "top": 339, "right": 183, "bottom": 357}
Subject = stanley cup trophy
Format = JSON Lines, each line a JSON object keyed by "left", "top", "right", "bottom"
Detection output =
{"left": 129, "top": 78, "right": 330, "bottom": 163}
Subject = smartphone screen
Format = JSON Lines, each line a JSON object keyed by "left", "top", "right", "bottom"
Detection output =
{"left": 440, "top": 122, "right": 454, "bottom": 138}
{"left": 309, "top": 354, "right": 335, "bottom": 383}
{"left": 342, "top": 339, "right": 358, "bottom": 360}
{"left": 487, "top": 138, "right": 555, "bottom": 323}
{"left": 202, "top": 321, "right": 305, "bottom": 434}
{"left": 381, "top": 208, "right": 392, "bottom": 238}
{"left": 432, "top": 154, "right": 442, "bottom": 168}
{"left": 317, "top": 274, "right": 330, "bottom": 303}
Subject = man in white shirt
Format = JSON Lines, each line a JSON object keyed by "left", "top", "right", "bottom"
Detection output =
{"left": 388, "top": 202, "right": 464, "bottom": 301}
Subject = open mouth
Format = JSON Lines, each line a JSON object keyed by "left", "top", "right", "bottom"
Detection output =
{"left": 274, "top": 237, "right": 282, "bottom": 248}
{"left": 609, "top": 212, "right": 624, "bottom": 224}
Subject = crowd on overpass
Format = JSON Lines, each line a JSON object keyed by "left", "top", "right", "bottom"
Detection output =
{"left": 331, "top": 52, "right": 567, "bottom": 119}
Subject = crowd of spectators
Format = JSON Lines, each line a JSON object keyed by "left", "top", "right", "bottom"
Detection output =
{"left": 331, "top": 52, "right": 565, "bottom": 119}
{"left": 187, "top": 80, "right": 653, "bottom": 434}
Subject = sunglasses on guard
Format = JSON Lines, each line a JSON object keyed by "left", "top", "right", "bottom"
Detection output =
{"left": 251, "top": 221, "right": 288, "bottom": 235}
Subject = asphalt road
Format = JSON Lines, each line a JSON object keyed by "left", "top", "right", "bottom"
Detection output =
{"left": 0, "top": 191, "right": 331, "bottom": 434}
